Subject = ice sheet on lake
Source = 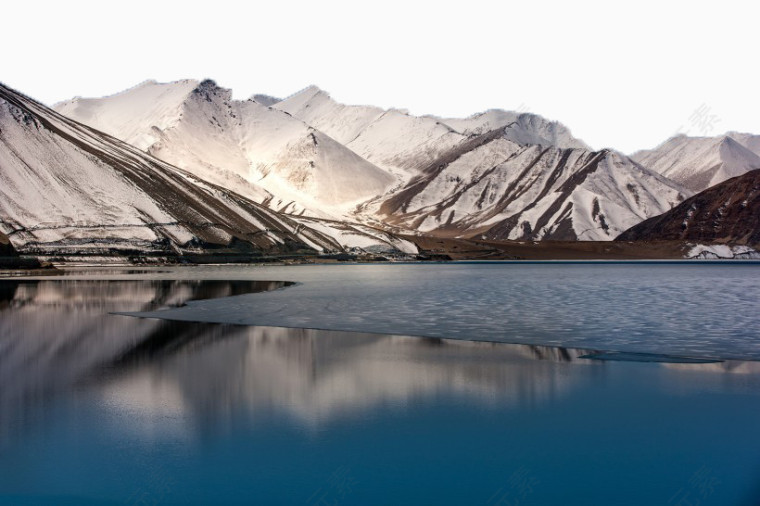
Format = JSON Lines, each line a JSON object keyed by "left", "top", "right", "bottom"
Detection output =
{"left": 116, "top": 263, "right": 760, "bottom": 361}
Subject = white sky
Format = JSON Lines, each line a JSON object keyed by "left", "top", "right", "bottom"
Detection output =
{"left": 3, "top": 0, "right": 759, "bottom": 154}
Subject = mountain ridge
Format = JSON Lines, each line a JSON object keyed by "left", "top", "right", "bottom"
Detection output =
{"left": 1, "top": 82, "right": 416, "bottom": 257}
{"left": 45, "top": 79, "right": 759, "bottom": 250}
{"left": 367, "top": 136, "right": 688, "bottom": 241}
{"left": 631, "top": 133, "right": 760, "bottom": 192}
{"left": 56, "top": 79, "right": 398, "bottom": 219}
{"left": 617, "top": 168, "right": 760, "bottom": 247}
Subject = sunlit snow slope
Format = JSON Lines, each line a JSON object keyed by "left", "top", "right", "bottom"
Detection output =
{"left": 0, "top": 83, "right": 352, "bottom": 256}
{"left": 56, "top": 80, "right": 396, "bottom": 218}
{"left": 631, "top": 134, "right": 760, "bottom": 192}
{"left": 370, "top": 134, "right": 690, "bottom": 241}
{"left": 55, "top": 80, "right": 706, "bottom": 243}
{"left": 272, "top": 86, "right": 686, "bottom": 240}
{"left": 274, "top": 86, "right": 589, "bottom": 180}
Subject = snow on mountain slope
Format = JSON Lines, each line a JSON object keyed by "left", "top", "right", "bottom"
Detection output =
{"left": 286, "top": 216, "right": 417, "bottom": 254}
{"left": 251, "top": 94, "right": 281, "bottom": 107}
{"left": 631, "top": 134, "right": 760, "bottom": 192}
{"left": 55, "top": 80, "right": 396, "bottom": 217}
{"left": 274, "top": 87, "right": 683, "bottom": 240}
{"left": 274, "top": 86, "right": 384, "bottom": 146}
{"left": 55, "top": 79, "right": 199, "bottom": 151}
{"left": 53, "top": 79, "right": 696, "bottom": 243}
{"left": 56, "top": 80, "right": 282, "bottom": 211}
{"left": 724, "top": 132, "right": 760, "bottom": 156}
{"left": 0, "top": 82, "right": 349, "bottom": 256}
{"left": 274, "top": 86, "right": 465, "bottom": 177}
{"left": 275, "top": 87, "right": 590, "bottom": 180}
{"left": 368, "top": 132, "right": 690, "bottom": 241}
{"left": 441, "top": 110, "right": 590, "bottom": 150}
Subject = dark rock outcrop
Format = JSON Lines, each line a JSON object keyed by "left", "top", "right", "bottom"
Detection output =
{"left": 617, "top": 169, "right": 760, "bottom": 246}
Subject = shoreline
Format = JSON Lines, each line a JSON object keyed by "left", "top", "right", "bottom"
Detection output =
{"left": 4, "top": 237, "right": 759, "bottom": 269}
{"left": 3, "top": 257, "right": 760, "bottom": 278}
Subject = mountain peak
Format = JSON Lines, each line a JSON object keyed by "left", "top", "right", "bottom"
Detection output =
{"left": 121, "top": 78, "right": 199, "bottom": 96}
{"left": 720, "top": 135, "right": 744, "bottom": 148}
{"left": 191, "top": 79, "right": 232, "bottom": 102}
{"left": 52, "top": 79, "right": 201, "bottom": 150}
{"left": 283, "top": 84, "right": 329, "bottom": 102}
{"left": 0, "top": 81, "right": 346, "bottom": 256}
{"left": 632, "top": 133, "right": 760, "bottom": 192}
{"left": 718, "top": 135, "right": 760, "bottom": 167}
{"left": 303, "top": 84, "right": 327, "bottom": 95}
{"left": 193, "top": 79, "right": 220, "bottom": 93}
{"left": 250, "top": 94, "right": 281, "bottom": 106}
{"left": 196, "top": 78, "right": 217, "bottom": 89}
{"left": 441, "top": 108, "right": 590, "bottom": 150}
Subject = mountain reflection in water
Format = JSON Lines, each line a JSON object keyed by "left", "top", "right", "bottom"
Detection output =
{"left": 1, "top": 276, "right": 759, "bottom": 505}
{"left": 0, "top": 279, "right": 287, "bottom": 439}
{"left": 0, "top": 279, "right": 605, "bottom": 435}
{"left": 3, "top": 279, "right": 758, "bottom": 435}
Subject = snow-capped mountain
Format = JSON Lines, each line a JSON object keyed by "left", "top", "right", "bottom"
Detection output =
{"left": 267, "top": 86, "right": 687, "bottom": 240}
{"left": 250, "top": 94, "right": 281, "bottom": 107}
{"left": 274, "top": 86, "right": 465, "bottom": 178}
{"left": 617, "top": 168, "right": 760, "bottom": 247}
{"left": 0, "top": 82, "right": 415, "bottom": 256}
{"left": 51, "top": 79, "right": 711, "bottom": 244}
{"left": 631, "top": 134, "right": 760, "bottom": 192}
{"left": 274, "top": 86, "right": 589, "bottom": 179}
{"left": 55, "top": 80, "right": 396, "bottom": 218}
{"left": 441, "top": 109, "right": 590, "bottom": 150}
{"left": 725, "top": 132, "right": 760, "bottom": 156}
{"left": 365, "top": 133, "right": 689, "bottom": 241}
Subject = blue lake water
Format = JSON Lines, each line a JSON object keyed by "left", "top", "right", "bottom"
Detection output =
{"left": 1, "top": 263, "right": 759, "bottom": 505}
{"left": 126, "top": 262, "right": 760, "bottom": 360}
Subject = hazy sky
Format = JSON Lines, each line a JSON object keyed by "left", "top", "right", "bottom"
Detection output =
{"left": 4, "top": 0, "right": 758, "bottom": 153}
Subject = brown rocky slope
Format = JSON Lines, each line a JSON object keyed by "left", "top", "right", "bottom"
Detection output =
{"left": 616, "top": 169, "right": 760, "bottom": 246}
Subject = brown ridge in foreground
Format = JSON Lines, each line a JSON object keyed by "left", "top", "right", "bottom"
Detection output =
{"left": 616, "top": 169, "right": 760, "bottom": 247}
{"left": 407, "top": 236, "right": 691, "bottom": 260}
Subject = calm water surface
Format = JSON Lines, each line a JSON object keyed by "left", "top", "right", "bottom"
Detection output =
{"left": 1, "top": 263, "right": 759, "bottom": 505}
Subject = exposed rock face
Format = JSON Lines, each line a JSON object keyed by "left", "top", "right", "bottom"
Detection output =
{"left": 617, "top": 169, "right": 760, "bottom": 247}
{"left": 368, "top": 134, "right": 688, "bottom": 241}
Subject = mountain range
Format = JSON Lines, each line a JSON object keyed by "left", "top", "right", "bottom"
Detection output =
{"left": 0, "top": 83, "right": 414, "bottom": 258}
{"left": 1, "top": 78, "right": 759, "bottom": 260}
{"left": 54, "top": 80, "right": 696, "bottom": 241}
{"left": 631, "top": 134, "right": 760, "bottom": 192}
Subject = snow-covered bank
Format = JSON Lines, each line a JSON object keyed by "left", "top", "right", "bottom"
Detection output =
{"left": 686, "top": 244, "right": 760, "bottom": 259}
